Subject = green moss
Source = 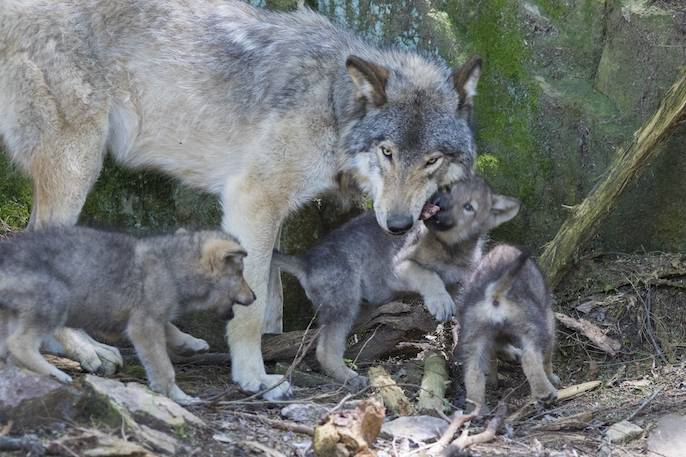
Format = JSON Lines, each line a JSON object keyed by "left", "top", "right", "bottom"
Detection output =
{"left": 0, "top": 154, "right": 32, "bottom": 231}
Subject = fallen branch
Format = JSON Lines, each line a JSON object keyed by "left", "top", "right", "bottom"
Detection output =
{"left": 539, "top": 70, "right": 686, "bottom": 286}
{"left": 430, "top": 412, "right": 475, "bottom": 454}
{"left": 507, "top": 380, "right": 601, "bottom": 423}
{"left": 231, "top": 411, "right": 315, "bottom": 436}
{"left": 0, "top": 435, "right": 45, "bottom": 457}
{"left": 625, "top": 386, "right": 664, "bottom": 422}
{"left": 555, "top": 312, "right": 621, "bottom": 356}
{"left": 417, "top": 352, "right": 449, "bottom": 413}
{"left": 368, "top": 366, "right": 415, "bottom": 416}
{"left": 447, "top": 402, "right": 507, "bottom": 452}
{"left": 531, "top": 411, "right": 594, "bottom": 431}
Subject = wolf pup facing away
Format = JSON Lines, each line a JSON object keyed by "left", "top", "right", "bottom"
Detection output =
{"left": 458, "top": 245, "right": 560, "bottom": 415}
{"left": 0, "top": 0, "right": 480, "bottom": 399}
{"left": 0, "top": 227, "right": 254, "bottom": 404}
{"left": 273, "top": 176, "right": 520, "bottom": 387}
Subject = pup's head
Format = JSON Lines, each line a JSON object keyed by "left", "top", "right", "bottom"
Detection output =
{"left": 342, "top": 54, "right": 482, "bottom": 235}
{"left": 200, "top": 237, "right": 255, "bottom": 320}
{"left": 423, "top": 176, "right": 520, "bottom": 245}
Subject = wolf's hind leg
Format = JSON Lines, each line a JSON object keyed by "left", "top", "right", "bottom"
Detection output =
{"left": 520, "top": 339, "right": 557, "bottom": 405}
{"left": 8, "top": 321, "right": 72, "bottom": 383}
{"left": 316, "top": 320, "right": 366, "bottom": 389}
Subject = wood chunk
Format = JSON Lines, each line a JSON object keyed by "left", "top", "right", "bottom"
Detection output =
{"left": 368, "top": 366, "right": 415, "bottom": 417}
{"left": 313, "top": 399, "right": 385, "bottom": 457}
{"left": 417, "top": 352, "right": 449, "bottom": 413}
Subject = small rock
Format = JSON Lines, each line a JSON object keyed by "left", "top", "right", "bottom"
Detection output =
{"left": 605, "top": 420, "right": 643, "bottom": 443}
{"left": 83, "top": 375, "right": 205, "bottom": 429}
{"left": 0, "top": 366, "right": 82, "bottom": 429}
{"left": 381, "top": 415, "right": 448, "bottom": 443}
{"left": 647, "top": 414, "right": 686, "bottom": 457}
{"left": 281, "top": 403, "right": 330, "bottom": 423}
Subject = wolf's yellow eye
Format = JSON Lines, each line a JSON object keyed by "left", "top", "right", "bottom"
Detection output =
{"left": 426, "top": 156, "right": 441, "bottom": 167}
{"left": 380, "top": 146, "right": 392, "bottom": 159}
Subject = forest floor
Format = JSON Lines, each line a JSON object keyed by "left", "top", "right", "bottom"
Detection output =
{"left": 2, "top": 251, "right": 686, "bottom": 457}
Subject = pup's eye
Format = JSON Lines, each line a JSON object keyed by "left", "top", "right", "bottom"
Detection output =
{"left": 425, "top": 156, "right": 442, "bottom": 167}
{"left": 380, "top": 146, "right": 393, "bottom": 159}
{"left": 463, "top": 203, "right": 474, "bottom": 212}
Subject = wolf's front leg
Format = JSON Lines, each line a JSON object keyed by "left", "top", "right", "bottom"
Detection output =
{"left": 222, "top": 182, "right": 291, "bottom": 401}
{"left": 166, "top": 323, "right": 209, "bottom": 356}
{"left": 394, "top": 260, "right": 456, "bottom": 321}
{"left": 42, "top": 328, "right": 123, "bottom": 376}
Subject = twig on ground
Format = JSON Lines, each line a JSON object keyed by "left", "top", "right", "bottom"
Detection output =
{"left": 231, "top": 411, "right": 314, "bottom": 436}
{"left": 625, "top": 386, "right": 665, "bottom": 422}
{"left": 245, "top": 440, "right": 287, "bottom": 457}
{"left": 555, "top": 312, "right": 621, "bottom": 356}
{"left": 507, "top": 381, "right": 601, "bottom": 423}
{"left": 431, "top": 412, "right": 475, "bottom": 452}
{"left": 448, "top": 401, "right": 507, "bottom": 451}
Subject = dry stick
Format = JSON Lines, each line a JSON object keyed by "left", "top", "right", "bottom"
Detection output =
{"left": 449, "top": 402, "right": 507, "bottom": 451}
{"left": 432, "top": 412, "right": 476, "bottom": 450}
{"left": 625, "top": 386, "right": 665, "bottom": 422}
{"left": 507, "top": 381, "right": 602, "bottom": 423}
{"left": 555, "top": 312, "right": 621, "bottom": 356}
{"left": 539, "top": 70, "right": 686, "bottom": 287}
{"left": 231, "top": 411, "right": 315, "bottom": 436}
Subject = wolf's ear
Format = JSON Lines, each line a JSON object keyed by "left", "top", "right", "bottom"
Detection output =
{"left": 346, "top": 55, "right": 390, "bottom": 107}
{"left": 487, "top": 194, "right": 520, "bottom": 230}
{"left": 452, "top": 55, "right": 482, "bottom": 117}
{"left": 201, "top": 238, "right": 247, "bottom": 273}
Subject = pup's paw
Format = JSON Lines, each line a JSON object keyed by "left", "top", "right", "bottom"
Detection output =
{"left": 171, "top": 336, "right": 210, "bottom": 356}
{"left": 169, "top": 385, "right": 202, "bottom": 405}
{"left": 91, "top": 341, "right": 123, "bottom": 376}
{"left": 51, "top": 369, "right": 73, "bottom": 384}
{"left": 534, "top": 389, "right": 558, "bottom": 409}
{"left": 344, "top": 375, "right": 369, "bottom": 392}
{"left": 424, "top": 293, "right": 456, "bottom": 322}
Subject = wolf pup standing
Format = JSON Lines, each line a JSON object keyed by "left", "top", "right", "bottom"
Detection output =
{"left": 458, "top": 245, "right": 560, "bottom": 415}
{"left": 0, "top": 0, "right": 480, "bottom": 398}
{"left": 0, "top": 227, "right": 254, "bottom": 405}
{"left": 273, "top": 176, "right": 520, "bottom": 386}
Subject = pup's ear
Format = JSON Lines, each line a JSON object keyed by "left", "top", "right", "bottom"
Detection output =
{"left": 346, "top": 55, "right": 390, "bottom": 107}
{"left": 452, "top": 55, "right": 482, "bottom": 118}
{"left": 487, "top": 194, "right": 520, "bottom": 230}
{"left": 201, "top": 238, "right": 247, "bottom": 273}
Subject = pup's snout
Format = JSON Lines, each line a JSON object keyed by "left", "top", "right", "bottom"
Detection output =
{"left": 386, "top": 214, "right": 414, "bottom": 235}
{"left": 434, "top": 192, "right": 451, "bottom": 211}
{"left": 235, "top": 282, "right": 256, "bottom": 306}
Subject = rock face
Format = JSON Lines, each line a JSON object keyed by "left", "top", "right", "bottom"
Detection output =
{"left": 647, "top": 414, "right": 686, "bottom": 457}
{"left": 0, "top": 366, "right": 82, "bottom": 429}
{"left": 1, "top": 0, "right": 684, "bottom": 332}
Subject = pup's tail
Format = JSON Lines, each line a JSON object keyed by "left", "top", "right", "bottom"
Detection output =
{"left": 490, "top": 247, "right": 531, "bottom": 302}
{"left": 272, "top": 250, "right": 307, "bottom": 285}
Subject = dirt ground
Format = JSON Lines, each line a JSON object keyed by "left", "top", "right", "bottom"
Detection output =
{"left": 6, "top": 251, "right": 686, "bottom": 456}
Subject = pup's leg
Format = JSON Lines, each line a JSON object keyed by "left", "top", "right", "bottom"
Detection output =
{"left": 544, "top": 346, "right": 560, "bottom": 386}
{"left": 166, "top": 323, "right": 209, "bottom": 356}
{"left": 462, "top": 335, "right": 493, "bottom": 415}
{"left": 222, "top": 180, "right": 291, "bottom": 400}
{"left": 8, "top": 321, "right": 72, "bottom": 383}
{"left": 127, "top": 314, "right": 199, "bottom": 405}
{"left": 43, "top": 328, "right": 123, "bottom": 376}
{"left": 487, "top": 352, "right": 498, "bottom": 387}
{"left": 394, "top": 260, "right": 456, "bottom": 321}
{"left": 0, "top": 309, "right": 12, "bottom": 364}
{"left": 316, "top": 320, "right": 366, "bottom": 389}
{"left": 520, "top": 339, "right": 558, "bottom": 405}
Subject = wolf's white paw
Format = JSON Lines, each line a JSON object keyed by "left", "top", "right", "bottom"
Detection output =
{"left": 424, "top": 292, "right": 456, "bottom": 322}
{"left": 91, "top": 340, "right": 123, "bottom": 376}
{"left": 259, "top": 374, "right": 292, "bottom": 401}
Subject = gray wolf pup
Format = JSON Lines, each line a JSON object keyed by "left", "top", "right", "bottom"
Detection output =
{"left": 0, "top": 0, "right": 480, "bottom": 399}
{"left": 458, "top": 245, "right": 559, "bottom": 415}
{"left": 0, "top": 227, "right": 254, "bottom": 404}
{"left": 273, "top": 176, "right": 520, "bottom": 386}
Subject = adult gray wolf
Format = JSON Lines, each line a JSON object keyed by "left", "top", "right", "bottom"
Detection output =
{"left": 0, "top": 227, "right": 254, "bottom": 404}
{"left": 458, "top": 245, "right": 560, "bottom": 415}
{"left": 273, "top": 176, "right": 519, "bottom": 387}
{"left": 0, "top": 0, "right": 480, "bottom": 399}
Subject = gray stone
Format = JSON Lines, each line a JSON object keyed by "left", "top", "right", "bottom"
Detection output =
{"left": 380, "top": 415, "right": 448, "bottom": 443}
{"left": 82, "top": 375, "right": 205, "bottom": 430}
{"left": 280, "top": 403, "right": 331, "bottom": 423}
{"left": 647, "top": 414, "right": 686, "bottom": 457}
{"left": 0, "top": 365, "right": 81, "bottom": 429}
{"left": 605, "top": 420, "right": 643, "bottom": 444}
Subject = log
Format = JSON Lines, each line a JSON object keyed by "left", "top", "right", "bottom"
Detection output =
{"left": 416, "top": 352, "right": 450, "bottom": 413}
{"left": 539, "top": 70, "right": 686, "bottom": 287}
{"left": 368, "top": 366, "right": 415, "bottom": 417}
{"left": 261, "top": 300, "right": 436, "bottom": 363}
{"left": 555, "top": 312, "right": 622, "bottom": 356}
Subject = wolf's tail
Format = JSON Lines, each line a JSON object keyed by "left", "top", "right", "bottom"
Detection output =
{"left": 272, "top": 250, "right": 307, "bottom": 285}
{"left": 491, "top": 247, "right": 531, "bottom": 301}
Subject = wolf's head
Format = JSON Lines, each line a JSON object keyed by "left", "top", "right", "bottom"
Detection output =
{"left": 341, "top": 54, "right": 481, "bottom": 235}
{"left": 423, "top": 175, "right": 520, "bottom": 245}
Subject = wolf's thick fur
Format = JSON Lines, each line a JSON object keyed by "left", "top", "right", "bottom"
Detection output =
{"left": 0, "top": 227, "right": 254, "bottom": 404}
{"left": 0, "top": 0, "right": 480, "bottom": 399}
{"left": 273, "top": 176, "right": 519, "bottom": 386}
{"left": 458, "top": 244, "right": 559, "bottom": 415}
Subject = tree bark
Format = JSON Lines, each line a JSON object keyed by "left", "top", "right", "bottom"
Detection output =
{"left": 539, "top": 70, "right": 686, "bottom": 287}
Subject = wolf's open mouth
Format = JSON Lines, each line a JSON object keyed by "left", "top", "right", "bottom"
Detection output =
{"left": 420, "top": 201, "right": 440, "bottom": 220}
